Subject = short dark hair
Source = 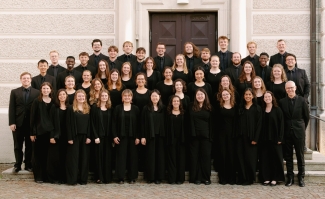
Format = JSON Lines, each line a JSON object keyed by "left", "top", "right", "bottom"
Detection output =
{"left": 285, "top": 53, "right": 296, "bottom": 61}
{"left": 79, "top": 52, "right": 89, "bottom": 57}
{"left": 38, "top": 59, "right": 48, "bottom": 66}
{"left": 259, "top": 52, "right": 269, "bottom": 58}
{"left": 136, "top": 47, "right": 146, "bottom": 53}
{"left": 66, "top": 56, "right": 75, "bottom": 61}
{"left": 92, "top": 39, "right": 102, "bottom": 47}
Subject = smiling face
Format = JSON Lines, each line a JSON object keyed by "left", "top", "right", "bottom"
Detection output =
{"left": 65, "top": 77, "right": 75, "bottom": 89}
{"left": 123, "top": 43, "right": 133, "bottom": 55}
{"left": 50, "top": 52, "right": 59, "bottom": 65}
{"left": 201, "top": 51, "right": 210, "bottom": 61}
{"left": 272, "top": 66, "right": 282, "bottom": 79}
{"left": 210, "top": 56, "right": 220, "bottom": 68}
{"left": 92, "top": 42, "right": 102, "bottom": 53}
{"left": 122, "top": 93, "right": 132, "bottom": 103}
{"left": 41, "top": 85, "right": 51, "bottom": 96}
{"left": 164, "top": 68, "right": 172, "bottom": 80}
{"left": 222, "top": 90, "right": 231, "bottom": 101}
{"left": 253, "top": 78, "right": 262, "bottom": 89}
{"left": 76, "top": 92, "right": 86, "bottom": 103}
{"left": 82, "top": 71, "right": 91, "bottom": 82}
{"left": 244, "top": 90, "right": 253, "bottom": 103}
{"left": 195, "top": 69, "right": 204, "bottom": 82}
{"left": 110, "top": 71, "right": 118, "bottom": 82}
{"left": 58, "top": 91, "right": 67, "bottom": 103}
{"left": 172, "top": 97, "right": 180, "bottom": 109}
{"left": 221, "top": 77, "right": 230, "bottom": 88}
{"left": 285, "top": 81, "right": 296, "bottom": 97}
{"left": 176, "top": 55, "right": 184, "bottom": 66}
{"left": 136, "top": 74, "right": 146, "bottom": 87}
{"left": 232, "top": 53, "right": 241, "bottom": 65}
{"left": 136, "top": 50, "right": 146, "bottom": 61}
{"left": 264, "top": 92, "right": 272, "bottom": 104}
{"left": 151, "top": 92, "right": 160, "bottom": 104}
{"left": 79, "top": 55, "right": 89, "bottom": 66}
{"left": 156, "top": 44, "right": 166, "bottom": 56}
{"left": 98, "top": 61, "right": 107, "bottom": 72}
{"left": 174, "top": 81, "right": 183, "bottom": 92}
{"left": 244, "top": 63, "right": 253, "bottom": 74}
{"left": 219, "top": 39, "right": 228, "bottom": 51}
{"left": 195, "top": 90, "right": 206, "bottom": 103}
{"left": 247, "top": 43, "right": 256, "bottom": 55}
{"left": 277, "top": 40, "right": 286, "bottom": 53}
{"left": 145, "top": 59, "right": 154, "bottom": 70}
{"left": 100, "top": 92, "right": 109, "bottom": 102}
{"left": 108, "top": 49, "right": 118, "bottom": 59}
{"left": 38, "top": 62, "right": 49, "bottom": 74}
{"left": 259, "top": 55, "right": 269, "bottom": 67}
{"left": 66, "top": 58, "right": 75, "bottom": 70}
{"left": 94, "top": 80, "right": 102, "bottom": 91}
{"left": 185, "top": 44, "right": 193, "bottom": 54}
{"left": 122, "top": 64, "right": 131, "bottom": 75}
{"left": 286, "top": 55, "right": 296, "bottom": 69}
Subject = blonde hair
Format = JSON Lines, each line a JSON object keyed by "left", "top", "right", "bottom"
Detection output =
{"left": 271, "top": 64, "right": 288, "bottom": 82}
{"left": 123, "top": 41, "right": 133, "bottom": 47}
{"left": 246, "top": 41, "right": 257, "bottom": 48}
{"left": 96, "top": 89, "right": 112, "bottom": 109}
{"left": 252, "top": 76, "right": 266, "bottom": 94}
{"left": 49, "top": 50, "right": 59, "bottom": 55}
{"left": 73, "top": 89, "right": 90, "bottom": 114}
{"left": 172, "top": 54, "right": 189, "bottom": 74}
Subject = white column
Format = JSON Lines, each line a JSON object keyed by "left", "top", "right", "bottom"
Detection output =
{"left": 230, "top": 0, "right": 247, "bottom": 56}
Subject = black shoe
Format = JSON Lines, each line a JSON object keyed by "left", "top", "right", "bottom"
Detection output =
{"left": 147, "top": 180, "right": 153, "bottom": 184}
{"left": 204, "top": 181, "right": 211, "bottom": 185}
{"left": 285, "top": 178, "right": 294, "bottom": 186}
{"left": 169, "top": 182, "right": 175, "bottom": 185}
{"left": 194, "top": 181, "right": 201, "bottom": 185}
{"left": 79, "top": 182, "right": 87, "bottom": 185}
{"left": 12, "top": 167, "right": 21, "bottom": 173}
{"left": 155, "top": 180, "right": 161, "bottom": 184}
{"left": 25, "top": 167, "right": 32, "bottom": 172}
{"left": 298, "top": 178, "right": 305, "bottom": 187}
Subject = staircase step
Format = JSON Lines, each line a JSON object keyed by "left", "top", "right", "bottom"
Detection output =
{"left": 284, "top": 151, "right": 325, "bottom": 171}
{"left": 294, "top": 148, "right": 313, "bottom": 160}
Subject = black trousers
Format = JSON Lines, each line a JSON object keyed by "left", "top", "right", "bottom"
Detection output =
{"left": 12, "top": 119, "right": 32, "bottom": 168}
{"left": 259, "top": 141, "right": 285, "bottom": 182}
{"left": 218, "top": 134, "right": 236, "bottom": 184}
{"left": 283, "top": 130, "right": 305, "bottom": 178}
{"left": 115, "top": 137, "right": 138, "bottom": 181}
{"left": 145, "top": 135, "right": 165, "bottom": 181}
{"left": 47, "top": 137, "right": 68, "bottom": 183}
{"left": 66, "top": 134, "right": 90, "bottom": 185}
{"left": 32, "top": 133, "right": 49, "bottom": 182}
{"left": 94, "top": 136, "right": 112, "bottom": 183}
{"left": 166, "top": 138, "right": 185, "bottom": 183}
{"left": 189, "top": 137, "right": 211, "bottom": 182}
{"left": 237, "top": 136, "right": 258, "bottom": 184}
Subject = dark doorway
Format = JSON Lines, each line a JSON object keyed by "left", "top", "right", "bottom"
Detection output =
{"left": 150, "top": 13, "right": 217, "bottom": 60}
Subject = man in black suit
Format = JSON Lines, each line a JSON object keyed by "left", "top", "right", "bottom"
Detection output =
{"left": 56, "top": 56, "right": 82, "bottom": 89}
{"left": 279, "top": 81, "right": 309, "bottom": 187}
{"left": 31, "top": 59, "right": 56, "bottom": 90}
{"left": 47, "top": 50, "right": 65, "bottom": 78}
{"left": 108, "top": 45, "right": 123, "bottom": 72}
{"left": 215, "top": 36, "right": 233, "bottom": 71}
{"left": 254, "top": 52, "right": 272, "bottom": 84}
{"left": 74, "top": 52, "right": 97, "bottom": 79}
{"left": 269, "top": 39, "right": 288, "bottom": 69}
{"left": 183, "top": 42, "right": 201, "bottom": 71}
{"left": 225, "top": 52, "right": 242, "bottom": 84}
{"left": 131, "top": 47, "right": 146, "bottom": 76}
{"left": 153, "top": 42, "right": 173, "bottom": 73}
{"left": 117, "top": 41, "right": 137, "bottom": 63}
{"left": 241, "top": 41, "right": 260, "bottom": 69}
{"left": 194, "top": 48, "right": 211, "bottom": 73}
{"left": 88, "top": 39, "right": 109, "bottom": 69}
{"left": 285, "top": 53, "right": 310, "bottom": 104}
{"left": 9, "top": 72, "right": 40, "bottom": 173}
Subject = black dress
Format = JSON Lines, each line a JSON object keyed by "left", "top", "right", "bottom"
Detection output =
{"left": 155, "top": 81, "right": 174, "bottom": 106}
{"left": 76, "top": 84, "right": 91, "bottom": 103}
{"left": 67, "top": 92, "right": 75, "bottom": 105}
{"left": 187, "top": 82, "right": 213, "bottom": 102}
{"left": 100, "top": 78, "right": 108, "bottom": 85}
{"left": 180, "top": 95, "right": 191, "bottom": 111}
{"left": 259, "top": 107, "right": 285, "bottom": 182}
{"left": 132, "top": 89, "right": 151, "bottom": 113}
{"left": 266, "top": 82, "right": 286, "bottom": 103}
{"left": 108, "top": 84, "right": 125, "bottom": 108}
{"left": 256, "top": 96, "right": 264, "bottom": 108}
{"left": 237, "top": 104, "right": 262, "bottom": 185}
{"left": 236, "top": 80, "right": 252, "bottom": 97}
{"left": 122, "top": 77, "right": 136, "bottom": 90}
{"left": 205, "top": 71, "right": 225, "bottom": 95}
{"left": 172, "top": 69, "right": 193, "bottom": 85}
{"left": 147, "top": 71, "right": 161, "bottom": 90}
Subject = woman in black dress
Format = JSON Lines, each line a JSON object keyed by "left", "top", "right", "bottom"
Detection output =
{"left": 144, "top": 57, "right": 161, "bottom": 90}
{"left": 47, "top": 89, "right": 69, "bottom": 184}
{"left": 156, "top": 67, "right": 174, "bottom": 106}
{"left": 237, "top": 88, "right": 262, "bottom": 185}
{"left": 172, "top": 54, "right": 193, "bottom": 85}
{"left": 141, "top": 89, "right": 166, "bottom": 184}
{"left": 216, "top": 88, "right": 237, "bottom": 185}
{"left": 259, "top": 91, "right": 285, "bottom": 186}
{"left": 188, "top": 88, "right": 213, "bottom": 185}
{"left": 166, "top": 95, "right": 186, "bottom": 184}
{"left": 121, "top": 62, "right": 136, "bottom": 90}
{"left": 30, "top": 82, "right": 54, "bottom": 183}
{"left": 66, "top": 89, "right": 91, "bottom": 185}
{"left": 173, "top": 79, "right": 190, "bottom": 111}
{"left": 91, "top": 89, "right": 113, "bottom": 184}
{"left": 205, "top": 55, "right": 225, "bottom": 95}
{"left": 236, "top": 61, "right": 256, "bottom": 97}
{"left": 95, "top": 59, "right": 110, "bottom": 85}
{"left": 252, "top": 76, "right": 266, "bottom": 107}
{"left": 187, "top": 66, "right": 212, "bottom": 102}
{"left": 265, "top": 64, "right": 287, "bottom": 102}
{"left": 89, "top": 78, "right": 105, "bottom": 105}
{"left": 65, "top": 75, "right": 76, "bottom": 105}
{"left": 113, "top": 89, "right": 140, "bottom": 184}
{"left": 107, "top": 68, "right": 125, "bottom": 108}
{"left": 76, "top": 70, "right": 92, "bottom": 102}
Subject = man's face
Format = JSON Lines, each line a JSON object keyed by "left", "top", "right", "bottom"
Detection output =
{"left": 259, "top": 55, "right": 269, "bottom": 67}
{"left": 20, "top": 74, "right": 31, "bottom": 87}
{"left": 277, "top": 41, "right": 286, "bottom": 53}
{"left": 201, "top": 51, "right": 211, "bottom": 61}
{"left": 232, "top": 53, "right": 241, "bottom": 65}
{"left": 136, "top": 50, "right": 146, "bottom": 61}
{"left": 108, "top": 49, "right": 118, "bottom": 59}
{"left": 286, "top": 56, "right": 296, "bottom": 68}
{"left": 38, "top": 62, "right": 49, "bottom": 74}
{"left": 79, "top": 55, "right": 89, "bottom": 65}
{"left": 92, "top": 42, "right": 102, "bottom": 53}
{"left": 247, "top": 44, "right": 256, "bottom": 55}
{"left": 185, "top": 44, "right": 193, "bottom": 54}
{"left": 123, "top": 43, "right": 133, "bottom": 54}
{"left": 219, "top": 39, "right": 228, "bottom": 50}
{"left": 66, "top": 58, "right": 75, "bottom": 70}
{"left": 156, "top": 45, "right": 166, "bottom": 56}
{"left": 50, "top": 52, "right": 59, "bottom": 64}
{"left": 285, "top": 82, "right": 296, "bottom": 96}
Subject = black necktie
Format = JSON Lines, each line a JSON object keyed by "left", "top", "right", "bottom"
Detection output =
{"left": 126, "top": 55, "right": 130, "bottom": 61}
{"left": 24, "top": 88, "right": 29, "bottom": 103}
{"left": 137, "top": 62, "right": 142, "bottom": 72}
{"left": 52, "top": 66, "right": 58, "bottom": 77}
{"left": 262, "top": 69, "right": 265, "bottom": 81}
{"left": 160, "top": 57, "right": 164, "bottom": 70}
{"left": 280, "top": 55, "right": 284, "bottom": 66}
{"left": 204, "top": 64, "right": 209, "bottom": 71}
{"left": 94, "top": 56, "right": 100, "bottom": 68}
{"left": 289, "top": 70, "right": 293, "bottom": 81}
{"left": 222, "top": 53, "right": 226, "bottom": 71}
{"left": 41, "top": 76, "right": 45, "bottom": 83}
{"left": 110, "top": 62, "right": 115, "bottom": 70}
{"left": 289, "top": 98, "right": 294, "bottom": 115}
{"left": 235, "top": 67, "right": 239, "bottom": 79}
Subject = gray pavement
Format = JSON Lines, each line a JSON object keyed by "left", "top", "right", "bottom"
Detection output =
{"left": 0, "top": 180, "right": 325, "bottom": 199}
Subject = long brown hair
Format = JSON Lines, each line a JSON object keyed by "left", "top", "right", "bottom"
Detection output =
{"left": 95, "top": 59, "right": 110, "bottom": 80}
{"left": 96, "top": 89, "right": 112, "bottom": 109}
{"left": 239, "top": 61, "right": 256, "bottom": 83}
{"left": 89, "top": 78, "right": 104, "bottom": 105}
{"left": 167, "top": 95, "right": 184, "bottom": 115}
{"left": 252, "top": 76, "right": 266, "bottom": 94}
{"left": 121, "top": 62, "right": 133, "bottom": 78}
{"left": 192, "top": 88, "right": 212, "bottom": 112}
{"left": 38, "top": 82, "right": 54, "bottom": 101}
{"left": 107, "top": 69, "right": 123, "bottom": 91}
{"left": 217, "top": 75, "right": 236, "bottom": 100}
{"left": 263, "top": 91, "right": 278, "bottom": 108}
{"left": 183, "top": 42, "right": 200, "bottom": 58}
{"left": 218, "top": 88, "right": 235, "bottom": 107}
{"left": 143, "top": 57, "right": 156, "bottom": 70}
{"left": 72, "top": 89, "right": 90, "bottom": 114}
{"left": 55, "top": 89, "right": 69, "bottom": 107}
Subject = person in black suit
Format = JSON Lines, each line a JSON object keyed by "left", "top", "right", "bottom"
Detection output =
{"left": 279, "top": 81, "right": 309, "bottom": 187}
{"left": 74, "top": 52, "right": 97, "bottom": 79}
{"left": 285, "top": 53, "right": 310, "bottom": 104}
{"left": 88, "top": 39, "right": 109, "bottom": 69}
{"left": 269, "top": 39, "right": 289, "bottom": 69}
{"left": 193, "top": 48, "right": 211, "bottom": 73}
{"left": 183, "top": 42, "right": 201, "bottom": 72}
{"left": 241, "top": 41, "right": 260, "bottom": 69}
{"left": 31, "top": 59, "right": 56, "bottom": 91}
{"left": 254, "top": 52, "right": 272, "bottom": 85}
{"left": 153, "top": 42, "right": 173, "bottom": 73}
{"left": 215, "top": 36, "right": 233, "bottom": 71}
{"left": 225, "top": 52, "right": 243, "bottom": 84}
{"left": 56, "top": 56, "right": 82, "bottom": 90}
{"left": 117, "top": 41, "right": 137, "bottom": 63}
{"left": 131, "top": 47, "right": 146, "bottom": 76}
{"left": 9, "top": 72, "right": 40, "bottom": 173}
{"left": 47, "top": 50, "right": 65, "bottom": 78}
{"left": 107, "top": 45, "right": 123, "bottom": 72}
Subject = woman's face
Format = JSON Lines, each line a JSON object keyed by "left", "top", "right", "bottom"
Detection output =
{"left": 82, "top": 72, "right": 91, "bottom": 82}
{"left": 195, "top": 70, "right": 204, "bottom": 82}
{"left": 195, "top": 91, "right": 206, "bottom": 103}
{"left": 264, "top": 92, "right": 272, "bottom": 104}
{"left": 221, "top": 77, "right": 230, "bottom": 88}
{"left": 94, "top": 80, "right": 102, "bottom": 91}
{"left": 122, "top": 93, "right": 132, "bottom": 103}
{"left": 122, "top": 64, "right": 131, "bottom": 75}
{"left": 210, "top": 56, "right": 220, "bottom": 68}
{"left": 244, "top": 63, "right": 253, "bottom": 74}
{"left": 76, "top": 92, "right": 85, "bottom": 103}
{"left": 151, "top": 92, "right": 160, "bottom": 104}
{"left": 221, "top": 90, "right": 231, "bottom": 101}
{"left": 253, "top": 78, "right": 262, "bottom": 89}
{"left": 98, "top": 61, "right": 107, "bottom": 72}
{"left": 58, "top": 91, "right": 67, "bottom": 102}
{"left": 146, "top": 59, "right": 154, "bottom": 70}
{"left": 176, "top": 55, "right": 184, "bottom": 66}
{"left": 244, "top": 90, "right": 253, "bottom": 103}
{"left": 174, "top": 81, "right": 183, "bottom": 92}
{"left": 100, "top": 92, "right": 109, "bottom": 102}
{"left": 136, "top": 75, "right": 146, "bottom": 87}
{"left": 273, "top": 67, "right": 282, "bottom": 79}
{"left": 65, "top": 77, "right": 75, "bottom": 89}
{"left": 110, "top": 71, "right": 118, "bottom": 82}
{"left": 41, "top": 85, "right": 51, "bottom": 96}
{"left": 172, "top": 97, "right": 180, "bottom": 109}
{"left": 164, "top": 69, "right": 173, "bottom": 80}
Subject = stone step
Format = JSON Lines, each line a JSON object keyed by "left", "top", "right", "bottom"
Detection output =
{"left": 294, "top": 148, "right": 313, "bottom": 160}
{"left": 284, "top": 151, "right": 325, "bottom": 171}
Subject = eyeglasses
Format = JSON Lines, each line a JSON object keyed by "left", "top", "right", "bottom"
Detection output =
{"left": 286, "top": 86, "right": 295, "bottom": 90}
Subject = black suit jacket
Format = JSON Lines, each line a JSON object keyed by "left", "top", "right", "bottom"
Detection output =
{"left": 56, "top": 69, "right": 82, "bottom": 90}
{"left": 117, "top": 54, "right": 137, "bottom": 63}
{"left": 279, "top": 96, "right": 309, "bottom": 139}
{"left": 89, "top": 53, "right": 109, "bottom": 69}
{"left": 31, "top": 74, "right": 56, "bottom": 91}
{"left": 285, "top": 68, "right": 310, "bottom": 102}
{"left": 254, "top": 65, "right": 272, "bottom": 84}
{"left": 269, "top": 52, "right": 288, "bottom": 69}
{"left": 154, "top": 55, "right": 174, "bottom": 73}
{"left": 225, "top": 64, "right": 243, "bottom": 84}
{"left": 47, "top": 65, "right": 66, "bottom": 77}
{"left": 185, "top": 55, "right": 201, "bottom": 71}
{"left": 8, "top": 87, "right": 40, "bottom": 127}
{"left": 130, "top": 61, "right": 145, "bottom": 77}
{"left": 74, "top": 64, "right": 97, "bottom": 79}
{"left": 215, "top": 50, "right": 233, "bottom": 71}
{"left": 108, "top": 59, "right": 123, "bottom": 72}
{"left": 241, "top": 54, "right": 260, "bottom": 69}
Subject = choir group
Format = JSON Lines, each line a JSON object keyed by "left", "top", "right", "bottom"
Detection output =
{"left": 8, "top": 37, "right": 310, "bottom": 187}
